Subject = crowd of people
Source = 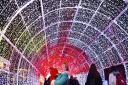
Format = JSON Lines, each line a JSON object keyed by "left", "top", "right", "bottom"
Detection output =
{"left": 85, "top": 64, "right": 126, "bottom": 85}
{"left": 41, "top": 63, "right": 126, "bottom": 85}
{"left": 42, "top": 63, "right": 80, "bottom": 85}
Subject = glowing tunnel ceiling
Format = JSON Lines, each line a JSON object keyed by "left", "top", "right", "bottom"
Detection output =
{"left": 0, "top": 0, "right": 128, "bottom": 75}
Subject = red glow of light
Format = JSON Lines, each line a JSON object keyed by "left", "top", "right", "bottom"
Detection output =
{"left": 34, "top": 43, "right": 90, "bottom": 77}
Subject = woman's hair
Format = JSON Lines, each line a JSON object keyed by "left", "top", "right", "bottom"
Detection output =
{"left": 88, "top": 63, "right": 100, "bottom": 78}
{"left": 63, "top": 63, "right": 69, "bottom": 71}
{"left": 111, "top": 66, "right": 118, "bottom": 72}
{"left": 89, "top": 64, "right": 97, "bottom": 74}
{"left": 111, "top": 66, "right": 119, "bottom": 76}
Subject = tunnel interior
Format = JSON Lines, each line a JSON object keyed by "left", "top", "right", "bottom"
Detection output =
{"left": 0, "top": 0, "right": 128, "bottom": 85}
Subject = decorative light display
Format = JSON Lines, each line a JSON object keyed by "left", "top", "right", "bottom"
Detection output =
{"left": 0, "top": 62, "right": 4, "bottom": 69}
{"left": 0, "top": 57, "right": 10, "bottom": 71}
{"left": 0, "top": 0, "right": 128, "bottom": 84}
{"left": 0, "top": 72, "right": 8, "bottom": 85}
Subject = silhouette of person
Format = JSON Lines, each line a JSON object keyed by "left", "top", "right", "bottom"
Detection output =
{"left": 109, "top": 66, "right": 126, "bottom": 85}
{"left": 49, "top": 67, "right": 58, "bottom": 85}
{"left": 85, "top": 63, "right": 102, "bottom": 85}
{"left": 69, "top": 75, "right": 80, "bottom": 85}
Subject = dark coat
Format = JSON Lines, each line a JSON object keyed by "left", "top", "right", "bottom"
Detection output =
{"left": 85, "top": 64, "right": 102, "bottom": 85}
{"left": 69, "top": 78, "right": 80, "bottom": 85}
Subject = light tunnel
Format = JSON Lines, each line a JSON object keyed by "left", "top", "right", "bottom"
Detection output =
{"left": 0, "top": 0, "right": 128, "bottom": 85}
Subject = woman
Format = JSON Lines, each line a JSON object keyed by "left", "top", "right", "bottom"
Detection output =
{"left": 54, "top": 63, "right": 69, "bottom": 85}
{"left": 85, "top": 64, "right": 102, "bottom": 85}
{"left": 109, "top": 66, "right": 126, "bottom": 85}
{"left": 49, "top": 67, "right": 58, "bottom": 85}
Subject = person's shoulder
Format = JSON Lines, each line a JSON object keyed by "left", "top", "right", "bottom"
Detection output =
{"left": 60, "top": 73, "right": 68, "bottom": 78}
{"left": 62, "top": 72, "right": 68, "bottom": 75}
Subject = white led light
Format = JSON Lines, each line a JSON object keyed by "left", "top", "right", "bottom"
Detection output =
{"left": 0, "top": 36, "right": 2, "bottom": 42}
{"left": 123, "top": 0, "right": 128, "bottom": 3}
